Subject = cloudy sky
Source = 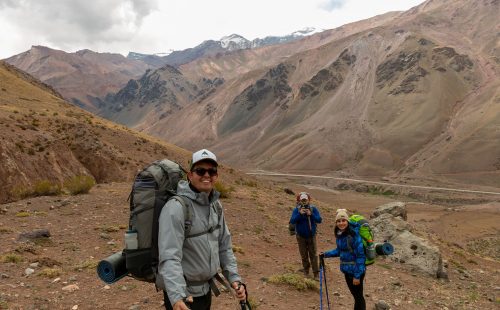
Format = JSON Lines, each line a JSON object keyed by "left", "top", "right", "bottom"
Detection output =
{"left": 0, "top": 0, "right": 425, "bottom": 59}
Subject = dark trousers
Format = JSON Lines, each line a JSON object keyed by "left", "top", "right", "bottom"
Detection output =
{"left": 344, "top": 273, "right": 366, "bottom": 310}
{"left": 163, "top": 291, "right": 212, "bottom": 310}
{"left": 296, "top": 235, "right": 319, "bottom": 275}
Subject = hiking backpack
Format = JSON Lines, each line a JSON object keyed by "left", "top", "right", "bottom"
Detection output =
{"left": 346, "top": 214, "right": 376, "bottom": 265}
{"left": 124, "top": 158, "right": 224, "bottom": 283}
{"left": 124, "top": 159, "right": 186, "bottom": 282}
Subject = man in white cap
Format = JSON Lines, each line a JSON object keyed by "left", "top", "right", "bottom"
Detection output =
{"left": 157, "top": 149, "right": 246, "bottom": 310}
{"left": 289, "top": 192, "right": 322, "bottom": 280}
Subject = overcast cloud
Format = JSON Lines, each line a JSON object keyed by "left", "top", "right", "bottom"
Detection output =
{"left": 320, "top": 0, "right": 348, "bottom": 11}
{"left": 0, "top": 0, "right": 425, "bottom": 59}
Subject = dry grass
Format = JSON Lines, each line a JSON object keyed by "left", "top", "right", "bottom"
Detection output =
{"left": 0, "top": 253, "right": 24, "bottom": 264}
{"left": 38, "top": 267, "right": 62, "bottom": 278}
{"left": 267, "top": 273, "right": 319, "bottom": 291}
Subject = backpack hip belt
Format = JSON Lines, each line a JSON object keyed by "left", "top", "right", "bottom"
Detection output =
{"left": 185, "top": 273, "right": 227, "bottom": 297}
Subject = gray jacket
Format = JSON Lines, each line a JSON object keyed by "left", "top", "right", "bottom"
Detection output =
{"left": 156, "top": 180, "right": 241, "bottom": 305}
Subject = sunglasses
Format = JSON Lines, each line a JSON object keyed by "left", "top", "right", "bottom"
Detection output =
{"left": 192, "top": 167, "right": 218, "bottom": 177}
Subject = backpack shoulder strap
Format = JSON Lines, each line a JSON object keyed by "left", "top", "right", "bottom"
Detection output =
{"left": 213, "top": 199, "right": 223, "bottom": 221}
{"left": 170, "top": 195, "right": 193, "bottom": 235}
{"left": 346, "top": 234, "right": 354, "bottom": 253}
{"left": 183, "top": 199, "right": 222, "bottom": 239}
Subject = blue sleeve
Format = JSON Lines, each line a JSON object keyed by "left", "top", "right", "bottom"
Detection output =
{"left": 311, "top": 206, "right": 322, "bottom": 223}
{"left": 353, "top": 234, "right": 366, "bottom": 279}
{"left": 324, "top": 247, "right": 339, "bottom": 258}
{"left": 290, "top": 207, "right": 300, "bottom": 224}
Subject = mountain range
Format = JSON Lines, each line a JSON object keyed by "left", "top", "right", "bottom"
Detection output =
{"left": 4, "top": 0, "right": 500, "bottom": 189}
{"left": 125, "top": 27, "right": 323, "bottom": 68}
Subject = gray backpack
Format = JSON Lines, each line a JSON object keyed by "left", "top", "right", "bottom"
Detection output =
{"left": 125, "top": 159, "right": 186, "bottom": 282}
{"left": 125, "top": 159, "right": 222, "bottom": 283}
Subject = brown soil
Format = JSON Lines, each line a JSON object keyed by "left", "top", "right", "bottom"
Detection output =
{"left": 1, "top": 177, "right": 498, "bottom": 310}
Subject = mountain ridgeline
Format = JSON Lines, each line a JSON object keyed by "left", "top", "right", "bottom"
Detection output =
{"left": 101, "top": 0, "right": 499, "bottom": 188}
{"left": 5, "top": 0, "right": 500, "bottom": 189}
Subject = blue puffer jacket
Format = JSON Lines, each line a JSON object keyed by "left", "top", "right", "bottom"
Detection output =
{"left": 324, "top": 222, "right": 366, "bottom": 279}
{"left": 289, "top": 204, "right": 322, "bottom": 238}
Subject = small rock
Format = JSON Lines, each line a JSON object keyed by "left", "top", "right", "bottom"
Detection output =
{"left": 72, "top": 305, "right": 78, "bottom": 310}
{"left": 29, "top": 262, "right": 39, "bottom": 268}
{"left": 100, "top": 233, "right": 111, "bottom": 240}
{"left": 18, "top": 229, "right": 51, "bottom": 242}
{"left": 375, "top": 300, "right": 391, "bottom": 310}
{"left": 104, "top": 285, "right": 110, "bottom": 290}
{"left": 128, "top": 305, "right": 140, "bottom": 310}
{"left": 1, "top": 273, "right": 10, "bottom": 279}
{"left": 24, "top": 268, "right": 35, "bottom": 276}
{"left": 62, "top": 284, "right": 79, "bottom": 292}
{"left": 107, "top": 241, "right": 116, "bottom": 246}
{"left": 68, "top": 276, "right": 77, "bottom": 282}
{"left": 51, "top": 277, "right": 61, "bottom": 283}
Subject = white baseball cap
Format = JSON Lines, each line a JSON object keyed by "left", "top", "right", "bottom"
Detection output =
{"left": 191, "top": 149, "right": 218, "bottom": 169}
{"left": 299, "top": 193, "right": 309, "bottom": 201}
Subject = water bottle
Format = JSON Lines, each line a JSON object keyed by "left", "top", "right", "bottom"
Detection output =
{"left": 366, "top": 242, "right": 376, "bottom": 260}
{"left": 124, "top": 230, "right": 138, "bottom": 250}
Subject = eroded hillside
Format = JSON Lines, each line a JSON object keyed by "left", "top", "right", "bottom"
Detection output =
{"left": 0, "top": 61, "right": 188, "bottom": 203}
{"left": 98, "top": 0, "right": 499, "bottom": 189}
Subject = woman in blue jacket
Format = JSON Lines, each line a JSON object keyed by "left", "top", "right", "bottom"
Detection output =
{"left": 321, "top": 209, "right": 366, "bottom": 310}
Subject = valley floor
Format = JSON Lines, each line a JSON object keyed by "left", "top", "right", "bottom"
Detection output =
{"left": 0, "top": 181, "right": 498, "bottom": 309}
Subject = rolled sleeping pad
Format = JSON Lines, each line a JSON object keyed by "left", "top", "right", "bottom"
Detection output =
{"left": 97, "top": 251, "right": 128, "bottom": 284}
{"left": 375, "top": 242, "right": 394, "bottom": 256}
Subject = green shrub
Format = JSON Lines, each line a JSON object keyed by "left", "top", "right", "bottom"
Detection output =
{"left": 73, "top": 259, "right": 98, "bottom": 271}
{"left": 64, "top": 175, "right": 95, "bottom": 195}
{"left": 214, "top": 181, "right": 234, "bottom": 198}
{"left": 33, "top": 180, "right": 61, "bottom": 196}
{"left": 232, "top": 245, "right": 244, "bottom": 254}
{"left": 268, "top": 273, "right": 318, "bottom": 291}
{"left": 38, "top": 267, "right": 61, "bottom": 278}
{"left": 15, "top": 211, "right": 30, "bottom": 217}
{"left": 0, "top": 253, "right": 23, "bottom": 264}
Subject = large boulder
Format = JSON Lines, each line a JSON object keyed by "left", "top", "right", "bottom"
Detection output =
{"left": 370, "top": 202, "right": 446, "bottom": 278}
{"left": 371, "top": 213, "right": 413, "bottom": 240}
{"left": 390, "top": 230, "right": 444, "bottom": 277}
{"left": 371, "top": 201, "right": 407, "bottom": 220}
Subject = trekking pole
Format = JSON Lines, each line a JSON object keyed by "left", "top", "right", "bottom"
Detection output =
{"left": 319, "top": 262, "right": 324, "bottom": 310}
{"left": 320, "top": 256, "right": 331, "bottom": 310}
{"left": 238, "top": 282, "right": 252, "bottom": 310}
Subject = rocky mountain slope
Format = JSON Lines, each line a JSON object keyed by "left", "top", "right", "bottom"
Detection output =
{"left": 101, "top": 0, "right": 500, "bottom": 189}
{"left": 4, "top": 46, "right": 155, "bottom": 112}
{"left": 0, "top": 61, "right": 188, "bottom": 204}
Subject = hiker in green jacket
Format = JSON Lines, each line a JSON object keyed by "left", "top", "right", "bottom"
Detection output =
{"left": 157, "top": 149, "right": 246, "bottom": 310}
